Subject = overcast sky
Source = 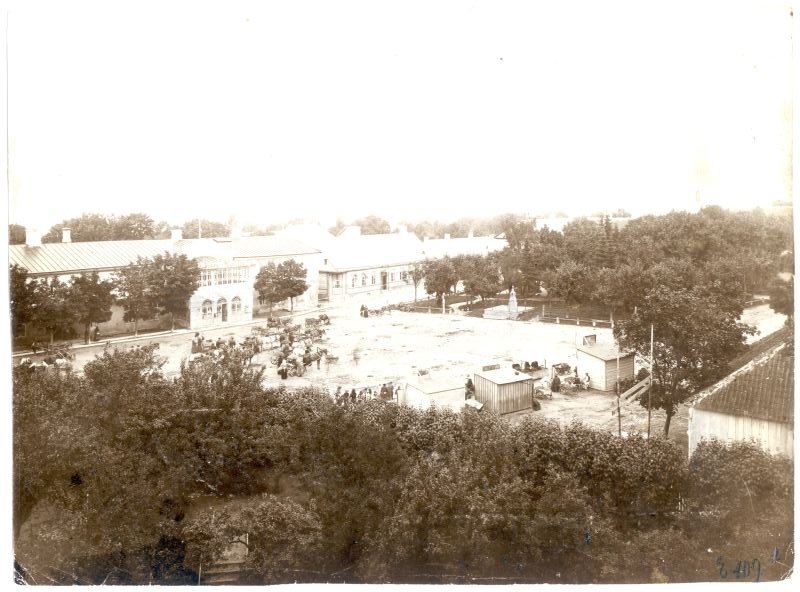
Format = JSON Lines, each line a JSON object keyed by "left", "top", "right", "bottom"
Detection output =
{"left": 6, "top": 0, "right": 794, "bottom": 233}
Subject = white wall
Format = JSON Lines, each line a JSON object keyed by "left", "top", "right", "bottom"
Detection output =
{"left": 688, "top": 408, "right": 794, "bottom": 459}
{"left": 401, "top": 383, "right": 466, "bottom": 413}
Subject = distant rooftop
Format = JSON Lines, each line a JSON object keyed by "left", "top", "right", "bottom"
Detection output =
{"left": 576, "top": 343, "right": 635, "bottom": 361}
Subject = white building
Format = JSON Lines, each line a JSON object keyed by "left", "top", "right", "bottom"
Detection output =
{"left": 688, "top": 349, "right": 794, "bottom": 459}
{"left": 318, "top": 227, "right": 424, "bottom": 302}
{"left": 10, "top": 227, "right": 322, "bottom": 334}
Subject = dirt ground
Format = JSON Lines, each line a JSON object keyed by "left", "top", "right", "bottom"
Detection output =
{"left": 28, "top": 301, "right": 785, "bottom": 454}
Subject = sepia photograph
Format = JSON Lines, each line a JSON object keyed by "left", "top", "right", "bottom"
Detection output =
{"left": 3, "top": 0, "right": 795, "bottom": 586}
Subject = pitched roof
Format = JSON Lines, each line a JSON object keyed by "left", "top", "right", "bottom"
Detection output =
{"left": 322, "top": 232, "right": 424, "bottom": 272}
{"left": 9, "top": 240, "right": 173, "bottom": 276}
{"left": 475, "top": 367, "right": 535, "bottom": 385}
{"left": 576, "top": 343, "right": 634, "bottom": 361}
{"left": 225, "top": 235, "right": 320, "bottom": 259}
{"left": 421, "top": 236, "right": 507, "bottom": 259}
{"left": 9, "top": 236, "right": 320, "bottom": 277}
{"left": 695, "top": 352, "right": 794, "bottom": 424}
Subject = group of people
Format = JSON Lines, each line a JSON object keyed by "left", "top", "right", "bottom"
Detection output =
{"left": 359, "top": 304, "right": 370, "bottom": 318}
{"left": 332, "top": 383, "right": 397, "bottom": 405}
{"left": 191, "top": 333, "right": 240, "bottom": 354}
{"left": 548, "top": 368, "right": 591, "bottom": 392}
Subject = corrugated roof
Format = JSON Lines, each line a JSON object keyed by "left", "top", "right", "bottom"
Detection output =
{"left": 9, "top": 240, "right": 173, "bottom": 276}
{"left": 475, "top": 367, "right": 534, "bottom": 385}
{"left": 9, "top": 235, "right": 320, "bottom": 276}
{"left": 576, "top": 343, "right": 634, "bottom": 361}
{"left": 696, "top": 352, "right": 794, "bottom": 424}
{"left": 322, "top": 232, "right": 424, "bottom": 272}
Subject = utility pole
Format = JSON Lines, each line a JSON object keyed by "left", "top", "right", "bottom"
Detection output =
{"left": 647, "top": 323, "right": 654, "bottom": 438}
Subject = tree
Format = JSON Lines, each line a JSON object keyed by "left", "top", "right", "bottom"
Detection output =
{"left": 410, "top": 262, "right": 425, "bottom": 302}
{"left": 353, "top": 215, "right": 391, "bottom": 235}
{"left": 9, "top": 264, "right": 36, "bottom": 336}
{"left": 114, "top": 258, "right": 157, "bottom": 336}
{"left": 499, "top": 215, "right": 536, "bottom": 251}
{"left": 548, "top": 260, "right": 590, "bottom": 304}
{"left": 768, "top": 275, "right": 793, "bottom": 323}
{"left": 69, "top": 272, "right": 116, "bottom": 343}
{"left": 614, "top": 285, "right": 755, "bottom": 437}
{"left": 422, "top": 257, "right": 458, "bottom": 303}
{"left": 29, "top": 277, "right": 76, "bottom": 344}
{"left": 42, "top": 213, "right": 115, "bottom": 243}
{"left": 254, "top": 262, "right": 282, "bottom": 315}
{"left": 183, "top": 495, "right": 323, "bottom": 584}
{"left": 180, "top": 218, "right": 230, "bottom": 239}
{"left": 459, "top": 254, "right": 501, "bottom": 302}
{"left": 148, "top": 252, "right": 200, "bottom": 331}
{"left": 112, "top": 213, "right": 158, "bottom": 240}
{"left": 276, "top": 259, "right": 309, "bottom": 312}
{"left": 9, "top": 224, "right": 26, "bottom": 245}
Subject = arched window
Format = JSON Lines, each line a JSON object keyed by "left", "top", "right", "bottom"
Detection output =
{"left": 361, "top": 274, "right": 367, "bottom": 287}
{"left": 216, "top": 298, "right": 227, "bottom": 321}
{"left": 201, "top": 300, "right": 213, "bottom": 319}
{"left": 231, "top": 297, "right": 242, "bottom": 313}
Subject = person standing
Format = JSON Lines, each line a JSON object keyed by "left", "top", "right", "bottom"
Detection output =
{"left": 551, "top": 374, "right": 561, "bottom": 393}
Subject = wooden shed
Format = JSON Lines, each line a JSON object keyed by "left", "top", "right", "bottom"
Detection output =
{"left": 575, "top": 343, "right": 635, "bottom": 392}
{"left": 473, "top": 368, "right": 535, "bottom": 414}
{"left": 401, "top": 374, "right": 466, "bottom": 413}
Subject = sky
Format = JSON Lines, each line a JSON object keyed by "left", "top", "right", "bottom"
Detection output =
{"left": 5, "top": 0, "right": 795, "bottom": 234}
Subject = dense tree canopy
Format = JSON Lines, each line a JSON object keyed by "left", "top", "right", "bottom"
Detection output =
{"left": 148, "top": 253, "right": 201, "bottom": 330}
{"left": 114, "top": 258, "right": 158, "bottom": 335}
{"left": 254, "top": 259, "right": 309, "bottom": 313}
{"left": 9, "top": 224, "right": 26, "bottom": 244}
{"left": 13, "top": 348, "right": 793, "bottom": 584}
{"left": 68, "top": 272, "right": 116, "bottom": 343}
{"left": 41, "top": 213, "right": 168, "bottom": 243}
{"left": 180, "top": 218, "right": 230, "bottom": 239}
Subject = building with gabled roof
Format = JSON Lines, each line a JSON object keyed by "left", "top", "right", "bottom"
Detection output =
{"left": 318, "top": 227, "right": 424, "bottom": 302}
{"left": 688, "top": 349, "right": 794, "bottom": 458}
{"left": 10, "top": 228, "right": 322, "bottom": 333}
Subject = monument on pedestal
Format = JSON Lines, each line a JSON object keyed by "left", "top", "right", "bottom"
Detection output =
{"left": 508, "top": 286, "right": 518, "bottom": 320}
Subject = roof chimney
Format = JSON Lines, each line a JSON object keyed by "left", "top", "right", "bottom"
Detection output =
{"left": 62, "top": 227, "right": 72, "bottom": 243}
{"left": 25, "top": 227, "right": 41, "bottom": 248}
{"left": 171, "top": 228, "right": 183, "bottom": 241}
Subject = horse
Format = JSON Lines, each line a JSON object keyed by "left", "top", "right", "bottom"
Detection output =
{"left": 303, "top": 347, "right": 327, "bottom": 369}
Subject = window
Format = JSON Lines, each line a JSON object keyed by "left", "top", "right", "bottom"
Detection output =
{"left": 361, "top": 274, "right": 367, "bottom": 287}
{"left": 334, "top": 275, "right": 341, "bottom": 289}
{"left": 351, "top": 274, "right": 356, "bottom": 288}
{"left": 401, "top": 271, "right": 408, "bottom": 281}
{"left": 390, "top": 272, "right": 395, "bottom": 282}
{"left": 371, "top": 274, "right": 376, "bottom": 285}
{"left": 231, "top": 297, "right": 242, "bottom": 313}
{"left": 201, "top": 300, "right": 213, "bottom": 319}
